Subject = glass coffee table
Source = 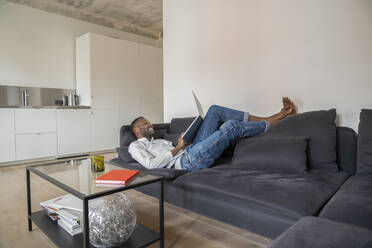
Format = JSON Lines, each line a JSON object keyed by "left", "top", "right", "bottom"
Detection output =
{"left": 26, "top": 158, "right": 164, "bottom": 248}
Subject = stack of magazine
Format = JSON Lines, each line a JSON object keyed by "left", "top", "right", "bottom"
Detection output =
{"left": 40, "top": 194, "right": 83, "bottom": 236}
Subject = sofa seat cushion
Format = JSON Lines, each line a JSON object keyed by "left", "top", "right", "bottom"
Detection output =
{"left": 319, "top": 174, "right": 372, "bottom": 230}
{"left": 109, "top": 158, "right": 188, "bottom": 179}
{"left": 175, "top": 165, "right": 348, "bottom": 218}
{"left": 268, "top": 216, "right": 372, "bottom": 248}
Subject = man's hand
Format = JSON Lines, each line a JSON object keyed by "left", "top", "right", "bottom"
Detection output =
{"left": 171, "top": 133, "right": 187, "bottom": 157}
{"left": 177, "top": 132, "right": 186, "bottom": 149}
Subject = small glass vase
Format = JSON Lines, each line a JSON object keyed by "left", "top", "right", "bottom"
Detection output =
{"left": 91, "top": 155, "right": 105, "bottom": 172}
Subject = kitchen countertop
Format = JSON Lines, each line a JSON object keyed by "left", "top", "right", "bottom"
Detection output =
{"left": 0, "top": 105, "right": 91, "bottom": 109}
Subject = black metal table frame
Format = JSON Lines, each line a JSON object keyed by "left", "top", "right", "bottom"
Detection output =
{"left": 26, "top": 164, "right": 164, "bottom": 248}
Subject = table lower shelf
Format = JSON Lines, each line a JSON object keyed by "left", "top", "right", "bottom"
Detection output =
{"left": 31, "top": 211, "right": 160, "bottom": 248}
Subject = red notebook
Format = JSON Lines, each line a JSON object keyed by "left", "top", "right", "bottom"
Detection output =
{"left": 95, "top": 170, "right": 139, "bottom": 185}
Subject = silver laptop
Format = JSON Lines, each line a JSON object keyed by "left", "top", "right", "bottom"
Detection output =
{"left": 182, "top": 91, "right": 204, "bottom": 143}
{"left": 192, "top": 90, "right": 204, "bottom": 118}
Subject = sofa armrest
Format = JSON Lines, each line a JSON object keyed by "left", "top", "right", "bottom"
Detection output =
{"left": 119, "top": 123, "right": 170, "bottom": 147}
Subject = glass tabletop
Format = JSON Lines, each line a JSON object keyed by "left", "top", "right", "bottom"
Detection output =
{"left": 28, "top": 158, "right": 161, "bottom": 197}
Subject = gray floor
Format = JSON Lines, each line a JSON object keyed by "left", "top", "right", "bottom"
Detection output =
{"left": 0, "top": 153, "right": 271, "bottom": 248}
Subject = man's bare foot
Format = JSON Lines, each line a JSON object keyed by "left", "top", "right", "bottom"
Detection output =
{"left": 281, "top": 97, "right": 297, "bottom": 115}
{"left": 268, "top": 103, "right": 295, "bottom": 125}
{"left": 271, "top": 107, "right": 292, "bottom": 122}
{"left": 248, "top": 97, "right": 297, "bottom": 125}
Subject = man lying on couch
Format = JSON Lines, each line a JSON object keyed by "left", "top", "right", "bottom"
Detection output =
{"left": 129, "top": 97, "right": 297, "bottom": 171}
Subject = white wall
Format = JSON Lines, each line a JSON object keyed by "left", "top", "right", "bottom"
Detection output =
{"left": 164, "top": 0, "right": 372, "bottom": 130}
{"left": 0, "top": 0, "right": 161, "bottom": 89}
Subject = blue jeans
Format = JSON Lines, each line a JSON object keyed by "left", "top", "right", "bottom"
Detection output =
{"left": 179, "top": 105, "right": 268, "bottom": 171}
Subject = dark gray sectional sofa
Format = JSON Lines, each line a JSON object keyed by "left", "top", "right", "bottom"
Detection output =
{"left": 269, "top": 109, "right": 372, "bottom": 248}
{"left": 268, "top": 217, "right": 372, "bottom": 248}
{"left": 319, "top": 110, "right": 372, "bottom": 230}
{"left": 319, "top": 174, "right": 372, "bottom": 230}
{"left": 110, "top": 109, "right": 372, "bottom": 245}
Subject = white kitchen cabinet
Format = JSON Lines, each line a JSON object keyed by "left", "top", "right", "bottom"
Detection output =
{"left": 139, "top": 44, "right": 164, "bottom": 123}
{"left": 14, "top": 109, "right": 57, "bottom": 161}
{"left": 76, "top": 32, "right": 163, "bottom": 153}
{"left": 76, "top": 33, "right": 121, "bottom": 109}
{"left": 76, "top": 32, "right": 163, "bottom": 126}
{"left": 0, "top": 109, "right": 15, "bottom": 163}
{"left": 116, "top": 37, "right": 142, "bottom": 125}
{"left": 89, "top": 35, "right": 121, "bottom": 109}
{"left": 76, "top": 33, "right": 91, "bottom": 107}
{"left": 56, "top": 109, "right": 90, "bottom": 156}
{"left": 90, "top": 109, "right": 120, "bottom": 152}
{"left": 16, "top": 133, "right": 57, "bottom": 160}
{"left": 117, "top": 43, "right": 163, "bottom": 124}
{"left": 15, "top": 109, "right": 56, "bottom": 134}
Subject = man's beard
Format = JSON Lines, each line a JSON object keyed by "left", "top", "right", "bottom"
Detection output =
{"left": 141, "top": 126, "right": 154, "bottom": 139}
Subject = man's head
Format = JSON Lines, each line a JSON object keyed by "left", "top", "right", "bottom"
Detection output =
{"left": 131, "top": 117, "right": 154, "bottom": 140}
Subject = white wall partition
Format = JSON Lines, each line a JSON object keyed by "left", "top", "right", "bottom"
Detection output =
{"left": 163, "top": 0, "right": 372, "bottom": 130}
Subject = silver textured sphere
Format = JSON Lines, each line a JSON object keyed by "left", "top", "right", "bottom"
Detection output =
{"left": 88, "top": 192, "right": 136, "bottom": 247}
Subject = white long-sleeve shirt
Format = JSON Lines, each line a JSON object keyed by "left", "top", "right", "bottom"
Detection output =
{"left": 128, "top": 137, "right": 184, "bottom": 169}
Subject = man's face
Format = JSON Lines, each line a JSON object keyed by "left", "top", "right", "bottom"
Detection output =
{"left": 135, "top": 118, "right": 154, "bottom": 139}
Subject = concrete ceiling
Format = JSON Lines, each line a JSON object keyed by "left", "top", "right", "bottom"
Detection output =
{"left": 6, "top": 0, "right": 162, "bottom": 39}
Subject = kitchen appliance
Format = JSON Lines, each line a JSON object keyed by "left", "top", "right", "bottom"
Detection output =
{"left": 67, "top": 94, "right": 75, "bottom": 106}
{"left": 63, "top": 95, "right": 68, "bottom": 106}
{"left": 74, "top": 94, "right": 80, "bottom": 106}
{"left": 64, "top": 94, "right": 80, "bottom": 106}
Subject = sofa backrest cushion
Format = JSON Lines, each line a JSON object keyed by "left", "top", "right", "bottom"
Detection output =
{"left": 262, "top": 109, "right": 338, "bottom": 172}
{"left": 337, "top": 127, "right": 357, "bottom": 175}
{"left": 169, "top": 117, "right": 195, "bottom": 134}
{"left": 357, "top": 109, "right": 372, "bottom": 174}
{"left": 233, "top": 136, "right": 308, "bottom": 173}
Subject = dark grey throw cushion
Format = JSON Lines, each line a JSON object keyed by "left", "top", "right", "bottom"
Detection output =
{"left": 357, "top": 109, "right": 372, "bottom": 174}
{"left": 262, "top": 109, "right": 338, "bottom": 171}
{"left": 233, "top": 136, "right": 308, "bottom": 173}
{"left": 116, "top": 146, "right": 136, "bottom": 163}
